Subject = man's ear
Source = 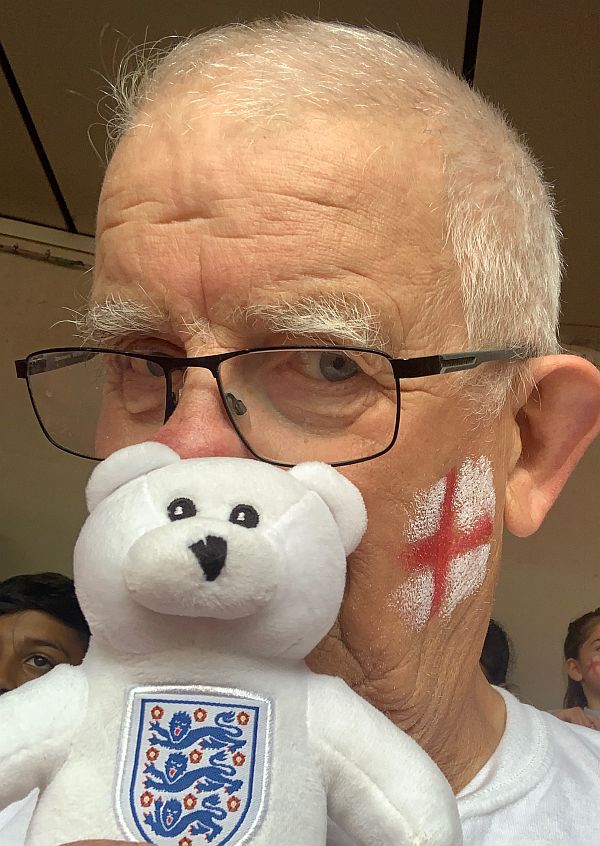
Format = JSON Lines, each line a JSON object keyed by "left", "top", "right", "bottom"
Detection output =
{"left": 565, "top": 657, "right": 584, "bottom": 683}
{"left": 505, "top": 355, "right": 600, "bottom": 537}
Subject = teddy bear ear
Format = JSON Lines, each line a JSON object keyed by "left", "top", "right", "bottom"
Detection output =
{"left": 86, "top": 442, "right": 181, "bottom": 513}
{"left": 288, "top": 462, "right": 367, "bottom": 555}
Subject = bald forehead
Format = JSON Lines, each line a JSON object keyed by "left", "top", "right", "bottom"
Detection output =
{"left": 96, "top": 104, "right": 465, "bottom": 356}
{"left": 102, "top": 108, "right": 445, "bottom": 243}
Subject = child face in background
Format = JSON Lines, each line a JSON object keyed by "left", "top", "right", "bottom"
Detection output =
{"left": 0, "top": 609, "right": 87, "bottom": 693}
{"left": 567, "top": 620, "right": 600, "bottom": 705}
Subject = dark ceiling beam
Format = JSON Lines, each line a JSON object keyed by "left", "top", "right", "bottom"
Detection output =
{"left": 0, "top": 41, "right": 77, "bottom": 233}
{"left": 462, "top": 0, "right": 485, "bottom": 86}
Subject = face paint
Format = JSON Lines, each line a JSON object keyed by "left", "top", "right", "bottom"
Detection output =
{"left": 390, "top": 457, "right": 495, "bottom": 629}
{"left": 587, "top": 656, "right": 600, "bottom": 677}
{"left": 584, "top": 654, "right": 600, "bottom": 689}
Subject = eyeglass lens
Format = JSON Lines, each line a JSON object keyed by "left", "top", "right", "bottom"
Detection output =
{"left": 25, "top": 348, "right": 399, "bottom": 464}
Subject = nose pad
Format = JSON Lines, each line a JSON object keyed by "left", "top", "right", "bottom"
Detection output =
{"left": 189, "top": 535, "right": 228, "bottom": 581}
{"left": 153, "top": 370, "right": 252, "bottom": 459}
{"left": 225, "top": 392, "right": 247, "bottom": 417}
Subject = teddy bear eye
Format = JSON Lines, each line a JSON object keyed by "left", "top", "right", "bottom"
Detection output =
{"left": 167, "top": 497, "right": 197, "bottom": 521}
{"left": 229, "top": 504, "right": 259, "bottom": 528}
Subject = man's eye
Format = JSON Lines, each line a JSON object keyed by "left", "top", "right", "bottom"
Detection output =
{"left": 25, "top": 655, "right": 54, "bottom": 671}
{"left": 128, "top": 356, "right": 164, "bottom": 378}
{"left": 299, "top": 351, "right": 359, "bottom": 382}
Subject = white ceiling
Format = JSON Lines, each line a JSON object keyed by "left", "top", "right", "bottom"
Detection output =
{"left": 1, "top": 0, "right": 598, "bottom": 328}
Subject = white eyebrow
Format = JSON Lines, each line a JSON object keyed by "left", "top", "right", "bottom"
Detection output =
{"left": 237, "top": 293, "right": 385, "bottom": 349}
{"left": 73, "top": 294, "right": 169, "bottom": 345}
{"left": 73, "top": 291, "right": 385, "bottom": 351}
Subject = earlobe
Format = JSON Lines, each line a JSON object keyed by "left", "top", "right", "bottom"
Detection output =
{"left": 504, "top": 355, "right": 600, "bottom": 537}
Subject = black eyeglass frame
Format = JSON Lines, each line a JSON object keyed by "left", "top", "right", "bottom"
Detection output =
{"left": 15, "top": 344, "right": 529, "bottom": 467}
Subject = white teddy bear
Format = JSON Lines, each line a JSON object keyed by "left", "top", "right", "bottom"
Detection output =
{"left": 0, "top": 443, "right": 461, "bottom": 846}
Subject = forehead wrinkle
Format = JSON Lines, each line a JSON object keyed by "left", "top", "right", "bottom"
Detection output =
{"left": 230, "top": 292, "right": 388, "bottom": 350}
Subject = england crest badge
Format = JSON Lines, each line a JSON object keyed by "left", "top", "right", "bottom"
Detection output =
{"left": 116, "top": 686, "right": 272, "bottom": 845}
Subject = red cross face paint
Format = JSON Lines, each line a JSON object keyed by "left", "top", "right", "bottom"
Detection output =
{"left": 390, "top": 457, "right": 495, "bottom": 629}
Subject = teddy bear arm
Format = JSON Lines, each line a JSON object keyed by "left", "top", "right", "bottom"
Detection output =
{"left": 0, "top": 665, "right": 88, "bottom": 807}
{"left": 307, "top": 675, "right": 462, "bottom": 846}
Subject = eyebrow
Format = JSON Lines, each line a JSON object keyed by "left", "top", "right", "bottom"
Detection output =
{"left": 73, "top": 293, "right": 171, "bottom": 345}
{"left": 234, "top": 293, "right": 386, "bottom": 350}
{"left": 23, "top": 638, "right": 69, "bottom": 658}
{"left": 76, "top": 292, "right": 388, "bottom": 351}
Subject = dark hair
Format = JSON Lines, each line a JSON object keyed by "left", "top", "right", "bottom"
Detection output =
{"left": 480, "top": 619, "right": 510, "bottom": 686}
{"left": 563, "top": 608, "right": 600, "bottom": 708}
{"left": 0, "top": 572, "right": 90, "bottom": 647}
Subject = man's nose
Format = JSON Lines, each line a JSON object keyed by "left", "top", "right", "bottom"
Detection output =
{"left": 153, "top": 374, "right": 252, "bottom": 460}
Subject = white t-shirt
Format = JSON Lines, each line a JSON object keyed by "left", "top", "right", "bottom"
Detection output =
{"left": 457, "top": 687, "right": 600, "bottom": 843}
{"left": 4, "top": 690, "right": 600, "bottom": 845}
{"left": 329, "top": 687, "right": 600, "bottom": 846}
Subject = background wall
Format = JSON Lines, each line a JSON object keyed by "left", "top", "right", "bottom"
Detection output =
{"left": 0, "top": 241, "right": 92, "bottom": 577}
{"left": 1, "top": 1, "right": 598, "bottom": 712}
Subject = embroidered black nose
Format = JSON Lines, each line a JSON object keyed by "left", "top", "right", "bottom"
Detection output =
{"left": 189, "top": 536, "right": 227, "bottom": 581}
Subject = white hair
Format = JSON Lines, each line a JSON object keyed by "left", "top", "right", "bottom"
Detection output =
{"left": 76, "top": 291, "right": 382, "bottom": 350}
{"left": 103, "top": 17, "right": 561, "bottom": 409}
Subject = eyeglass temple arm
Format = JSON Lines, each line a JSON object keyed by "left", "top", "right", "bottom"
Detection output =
{"left": 15, "top": 350, "right": 98, "bottom": 378}
{"left": 393, "top": 347, "right": 529, "bottom": 379}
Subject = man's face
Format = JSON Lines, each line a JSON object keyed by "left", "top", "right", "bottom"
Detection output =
{"left": 93, "top": 106, "right": 514, "bottom": 722}
{"left": 0, "top": 610, "right": 87, "bottom": 693}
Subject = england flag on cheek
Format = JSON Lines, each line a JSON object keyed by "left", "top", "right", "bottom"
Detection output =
{"left": 116, "top": 686, "right": 272, "bottom": 845}
{"left": 394, "top": 456, "right": 496, "bottom": 629}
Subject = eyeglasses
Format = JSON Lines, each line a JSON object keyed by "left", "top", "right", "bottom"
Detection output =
{"left": 15, "top": 345, "right": 527, "bottom": 467}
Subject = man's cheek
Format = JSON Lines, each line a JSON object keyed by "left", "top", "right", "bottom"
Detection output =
{"left": 388, "top": 456, "right": 496, "bottom": 630}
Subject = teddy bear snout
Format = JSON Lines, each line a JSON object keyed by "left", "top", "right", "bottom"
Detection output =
{"left": 189, "top": 535, "right": 227, "bottom": 581}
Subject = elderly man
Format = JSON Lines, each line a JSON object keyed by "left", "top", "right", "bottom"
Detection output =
{"left": 14, "top": 18, "right": 600, "bottom": 846}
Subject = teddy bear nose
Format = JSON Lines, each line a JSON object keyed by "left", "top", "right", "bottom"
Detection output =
{"left": 189, "top": 535, "right": 228, "bottom": 581}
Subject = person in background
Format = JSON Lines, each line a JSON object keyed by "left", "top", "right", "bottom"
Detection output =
{"left": 0, "top": 572, "right": 89, "bottom": 693}
{"left": 480, "top": 619, "right": 510, "bottom": 688}
{"left": 0, "top": 573, "right": 90, "bottom": 846}
{"left": 553, "top": 609, "right": 600, "bottom": 731}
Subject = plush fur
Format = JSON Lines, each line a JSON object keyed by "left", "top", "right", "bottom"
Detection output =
{"left": 0, "top": 443, "right": 461, "bottom": 845}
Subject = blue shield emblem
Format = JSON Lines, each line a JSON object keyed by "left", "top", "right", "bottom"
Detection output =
{"left": 116, "top": 686, "right": 272, "bottom": 845}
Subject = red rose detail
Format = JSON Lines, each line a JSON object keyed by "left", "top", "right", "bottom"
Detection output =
{"left": 227, "top": 795, "right": 241, "bottom": 812}
{"left": 183, "top": 793, "right": 197, "bottom": 810}
{"left": 140, "top": 791, "right": 154, "bottom": 807}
